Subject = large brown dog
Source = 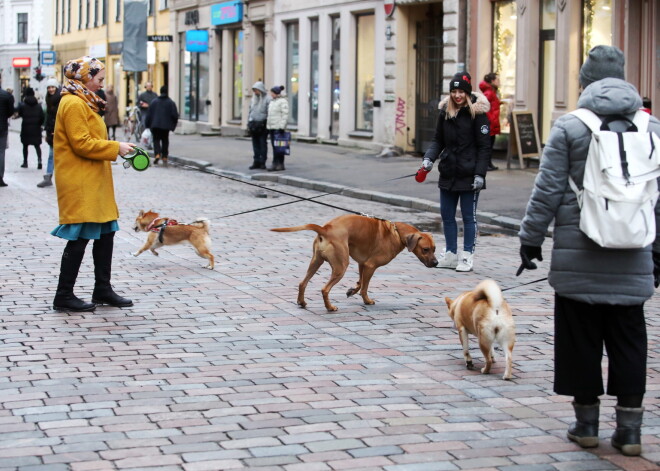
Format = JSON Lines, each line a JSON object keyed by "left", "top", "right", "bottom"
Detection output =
{"left": 445, "top": 279, "right": 516, "bottom": 380}
{"left": 271, "top": 214, "right": 438, "bottom": 311}
{"left": 133, "top": 210, "right": 215, "bottom": 269}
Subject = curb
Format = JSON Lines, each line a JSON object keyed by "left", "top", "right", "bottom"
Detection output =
{"left": 166, "top": 154, "right": 526, "bottom": 235}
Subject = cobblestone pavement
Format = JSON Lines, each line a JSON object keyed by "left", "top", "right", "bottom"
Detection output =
{"left": 2, "top": 132, "right": 660, "bottom": 471}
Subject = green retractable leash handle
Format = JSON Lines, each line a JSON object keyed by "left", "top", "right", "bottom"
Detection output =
{"left": 121, "top": 147, "right": 151, "bottom": 171}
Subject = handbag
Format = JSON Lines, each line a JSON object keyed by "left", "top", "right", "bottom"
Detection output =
{"left": 273, "top": 130, "right": 291, "bottom": 155}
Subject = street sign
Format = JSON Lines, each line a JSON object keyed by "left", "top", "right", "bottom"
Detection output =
{"left": 148, "top": 35, "right": 173, "bottom": 42}
{"left": 41, "top": 51, "right": 56, "bottom": 65}
{"left": 12, "top": 57, "right": 31, "bottom": 68}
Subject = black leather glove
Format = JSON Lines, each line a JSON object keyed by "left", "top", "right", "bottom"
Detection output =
{"left": 516, "top": 245, "right": 543, "bottom": 276}
{"left": 653, "top": 252, "right": 660, "bottom": 288}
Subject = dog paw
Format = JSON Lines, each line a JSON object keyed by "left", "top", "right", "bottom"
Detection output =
{"left": 466, "top": 361, "right": 474, "bottom": 370}
{"left": 297, "top": 301, "right": 307, "bottom": 309}
{"left": 346, "top": 288, "right": 358, "bottom": 297}
{"left": 502, "top": 374, "right": 512, "bottom": 380}
{"left": 326, "top": 305, "right": 338, "bottom": 312}
{"left": 205, "top": 265, "right": 214, "bottom": 270}
{"left": 131, "top": 252, "right": 138, "bottom": 257}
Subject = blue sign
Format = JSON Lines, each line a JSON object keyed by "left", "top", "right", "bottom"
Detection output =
{"left": 185, "top": 30, "right": 209, "bottom": 53}
{"left": 211, "top": 1, "right": 243, "bottom": 26}
{"left": 41, "top": 51, "right": 56, "bottom": 65}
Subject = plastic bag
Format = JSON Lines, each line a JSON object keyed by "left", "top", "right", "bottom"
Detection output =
{"left": 140, "top": 128, "right": 153, "bottom": 149}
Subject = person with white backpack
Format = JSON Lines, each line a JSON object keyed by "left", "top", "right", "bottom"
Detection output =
{"left": 518, "top": 45, "right": 660, "bottom": 457}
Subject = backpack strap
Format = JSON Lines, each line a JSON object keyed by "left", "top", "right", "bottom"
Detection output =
{"left": 632, "top": 109, "right": 650, "bottom": 133}
{"left": 570, "top": 108, "right": 602, "bottom": 133}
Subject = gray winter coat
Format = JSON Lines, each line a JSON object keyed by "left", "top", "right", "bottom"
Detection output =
{"left": 248, "top": 81, "right": 270, "bottom": 123}
{"left": 519, "top": 78, "right": 660, "bottom": 305}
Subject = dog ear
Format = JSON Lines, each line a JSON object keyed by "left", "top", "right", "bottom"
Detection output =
{"left": 444, "top": 297, "right": 453, "bottom": 309}
{"left": 138, "top": 210, "right": 144, "bottom": 216}
{"left": 405, "top": 233, "right": 422, "bottom": 252}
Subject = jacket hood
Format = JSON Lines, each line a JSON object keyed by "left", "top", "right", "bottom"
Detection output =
{"left": 252, "top": 81, "right": 267, "bottom": 94}
{"left": 478, "top": 81, "right": 494, "bottom": 93}
{"left": 438, "top": 91, "right": 490, "bottom": 114}
{"left": 577, "top": 78, "right": 642, "bottom": 115}
{"left": 24, "top": 96, "right": 38, "bottom": 106}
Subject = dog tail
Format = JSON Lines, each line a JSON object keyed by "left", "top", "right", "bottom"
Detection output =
{"left": 190, "top": 218, "right": 211, "bottom": 232}
{"left": 473, "top": 279, "right": 503, "bottom": 312}
{"left": 271, "top": 224, "right": 326, "bottom": 235}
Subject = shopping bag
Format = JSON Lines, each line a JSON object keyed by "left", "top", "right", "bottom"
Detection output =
{"left": 273, "top": 130, "right": 291, "bottom": 155}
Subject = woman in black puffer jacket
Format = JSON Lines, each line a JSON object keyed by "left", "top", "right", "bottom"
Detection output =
{"left": 421, "top": 72, "right": 491, "bottom": 272}
{"left": 18, "top": 87, "right": 45, "bottom": 169}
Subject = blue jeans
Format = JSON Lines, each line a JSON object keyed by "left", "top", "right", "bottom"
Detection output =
{"left": 47, "top": 146, "right": 54, "bottom": 174}
{"left": 440, "top": 189, "right": 479, "bottom": 254}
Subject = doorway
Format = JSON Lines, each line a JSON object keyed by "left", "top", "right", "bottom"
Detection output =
{"left": 538, "top": 0, "right": 556, "bottom": 143}
{"left": 309, "top": 18, "right": 319, "bottom": 136}
{"left": 330, "top": 16, "right": 340, "bottom": 139}
{"left": 414, "top": 5, "right": 444, "bottom": 153}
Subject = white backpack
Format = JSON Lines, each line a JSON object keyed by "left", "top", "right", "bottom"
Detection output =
{"left": 568, "top": 108, "right": 660, "bottom": 248}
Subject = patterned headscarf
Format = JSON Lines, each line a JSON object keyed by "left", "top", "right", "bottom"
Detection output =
{"left": 61, "top": 56, "right": 106, "bottom": 114}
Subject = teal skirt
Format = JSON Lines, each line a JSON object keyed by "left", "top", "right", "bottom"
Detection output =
{"left": 51, "top": 221, "right": 119, "bottom": 241}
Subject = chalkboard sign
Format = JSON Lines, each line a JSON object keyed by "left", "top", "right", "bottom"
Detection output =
{"left": 512, "top": 111, "right": 541, "bottom": 158}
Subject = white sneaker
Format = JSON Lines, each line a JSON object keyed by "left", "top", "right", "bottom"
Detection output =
{"left": 455, "top": 251, "right": 474, "bottom": 272}
{"left": 437, "top": 251, "right": 458, "bottom": 269}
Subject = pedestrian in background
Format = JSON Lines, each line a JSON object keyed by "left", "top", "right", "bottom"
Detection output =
{"left": 479, "top": 72, "right": 501, "bottom": 170}
{"left": 518, "top": 45, "right": 660, "bottom": 456}
{"left": 145, "top": 85, "right": 179, "bottom": 167}
{"left": 104, "top": 84, "right": 120, "bottom": 140}
{"left": 0, "top": 85, "right": 15, "bottom": 187}
{"left": 247, "top": 81, "right": 271, "bottom": 170}
{"left": 18, "top": 87, "right": 44, "bottom": 169}
{"left": 37, "top": 78, "right": 62, "bottom": 188}
{"left": 420, "top": 72, "right": 491, "bottom": 272}
{"left": 51, "top": 56, "right": 135, "bottom": 312}
{"left": 641, "top": 97, "right": 652, "bottom": 114}
{"left": 138, "top": 81, "right": 158, "bottom": 126}
{"left": 266, "top": 85, "right": 289, "bottom": 172}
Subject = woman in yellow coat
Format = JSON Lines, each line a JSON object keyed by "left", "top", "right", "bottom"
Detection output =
{"left": 51, "top": 56, "right": 135, "bottom": 312}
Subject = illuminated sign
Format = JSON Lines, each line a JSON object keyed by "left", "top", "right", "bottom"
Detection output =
{"left": 211, "top": 1, "right": 243, "bottom": 26}
{"left": 185, "top": 30, "right": 209, "bottom": 53}
{"left": 12, "top": 57, "right": 31, "bottom": 68}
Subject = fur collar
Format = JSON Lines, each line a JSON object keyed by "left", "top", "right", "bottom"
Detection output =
{"left": 438, "top": 91, "right": 490, "bottom": 114}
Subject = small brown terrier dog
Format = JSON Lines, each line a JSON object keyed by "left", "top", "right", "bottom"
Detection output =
{"left": 133, "top": 210, "right": 215, "bottom": 269}
{"left": 445, "top": 279, "right": 516, "bottom": 380}
{"left": 271, "top": 214, "right": 438, "bottom": 311}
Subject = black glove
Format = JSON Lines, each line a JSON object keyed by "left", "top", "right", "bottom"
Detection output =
{"left": 653, "top": 251, "right": 660, "bottom": 288}
{"left": 516, "top": 245, "right": 543, "bottom": 276}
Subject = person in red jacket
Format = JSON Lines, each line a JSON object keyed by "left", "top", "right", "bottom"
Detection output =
{"left": 479, "top": 72, "right": 501, "bottom": 171}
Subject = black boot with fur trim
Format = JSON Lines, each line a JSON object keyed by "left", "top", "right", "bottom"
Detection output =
{"left": 567, "top": 401, "right": 599, "bottom": 448}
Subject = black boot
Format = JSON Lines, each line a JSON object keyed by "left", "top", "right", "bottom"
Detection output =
{"left": 21, "top": 158, "right": 27, "bottom": 168}
{"left": 567, "top": 401, "right": 599, "bottom": 448}
{"left": 611, "top": 406, "right": 643, "bottom": 456}
{"left": 53, "top": 239, "right": 96, "bottom": 312}
{"left": 249, "top": 161, "right": 261, "bottom": 170}
{"left": 91, "top": 232, "right": 133, "bottom": 307}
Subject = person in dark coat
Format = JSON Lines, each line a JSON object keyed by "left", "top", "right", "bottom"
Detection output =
{"left": 37, "top": 78, "right": 62, "bottom": 187}
{"left": 420, "top": 72, "right": 491, "bottom": 272}
{"left": 18, "top": 87, "right": 45, "bottom": 169}
{"left": 103, "top": 84, "right": 120, "bottom": 140}
{"left": 0, "top": 86, "right": 15, "bottom": 187}
{"left": 145, "top": 85, "right": 179, "bottom": 167}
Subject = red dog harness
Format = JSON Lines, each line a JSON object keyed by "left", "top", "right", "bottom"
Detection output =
{"left": 146, "top": 219, "right": 179, "bottom": 232}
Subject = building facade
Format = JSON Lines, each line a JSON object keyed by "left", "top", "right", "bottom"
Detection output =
{"left": 0, "top": 0, "right": 53, "bottom": 100}
{"left": 52, "top": 0, "right": 172, "bottom": 119}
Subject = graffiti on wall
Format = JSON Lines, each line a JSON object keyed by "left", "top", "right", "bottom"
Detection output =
{"left": 395, "top": 97, "right": 406, "bottom": 135}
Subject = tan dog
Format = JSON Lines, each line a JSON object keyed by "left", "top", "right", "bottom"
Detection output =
{"left": 445, "top": 279, "right": 515, "bottom": 380}
{"left": 271, "top": 214, "right": 438, "bottom": 311}
{"left": 133, "top": 210, "right": 215, "bottom": 269}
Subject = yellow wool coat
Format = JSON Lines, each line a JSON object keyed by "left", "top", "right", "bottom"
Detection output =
{"left": 54, "top": 94, "right": 121, "bottom": 224}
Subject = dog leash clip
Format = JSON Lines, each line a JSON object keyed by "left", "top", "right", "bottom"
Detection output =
{"left": 121, "top": 147, "right": 151, "bottom": 171}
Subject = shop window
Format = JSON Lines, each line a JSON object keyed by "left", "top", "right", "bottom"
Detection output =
{"left": 148, "top": 0, "right": 154, "bottom": 16}
{"left": 101, "top": 0, "right": 106, "bottom": 25}
{"left": 286, "top": 22, "right": 299, "bottom": 126}
{"left": 355, "top": 13, "right": 374, "bottom": 132}
{"left": 492, "top": 0, "right": 517, "bottom": 134}
{"left": 115, "top": 0, "right": 120, "bottom": 22}
{"left": 55, "top": 0, "right": 60, "bottom": 34}
{"left": 330, "top": 16, "right": 341, "bottom": 138}
{"left": 17, "top": 13, "right": 28, "bottom": 43}
{"left": 309, "top": 18, "right": 319, "bottom": 136}
{"left": 67, "top": 0, "right": 71, "bottom": 31}
{"left": 583, "top": 0, "right": 612, "bottom": 56}
{"left": 78, "top": 0, "right": 82, "bottom": 30}
{"left": 94, "top": 0, "right": 98, "bottom": 27}
{"left": 233, "top": 29, "right": 244, "bottom": 120}
{"left": 160, "top": 0, "right": 168, "bottom": 11}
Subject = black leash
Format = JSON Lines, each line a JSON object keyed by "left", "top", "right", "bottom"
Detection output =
{"left": 501, "top": 276, "right": 548, "bottom": 292}
{"left": 214, "top": 172, "right": 362, "bottom": 216}
{"left": 385, "top": 173, "right": 417, "bottom": 182}
{"left": 218, "top": 189, "right": 346, "bottom": 219}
